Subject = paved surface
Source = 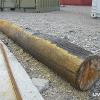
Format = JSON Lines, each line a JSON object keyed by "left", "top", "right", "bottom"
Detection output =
{"left": 0, "top": 6, "right": 100, "bottom": 100}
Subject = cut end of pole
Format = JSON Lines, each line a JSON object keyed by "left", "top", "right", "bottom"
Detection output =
{"left": 76, "top": 55, "right": 100, "bottom": 91}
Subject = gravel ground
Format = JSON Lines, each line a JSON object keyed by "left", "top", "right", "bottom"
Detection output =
{"left": 0, "top": 6, "right": 100, "bottom": 100}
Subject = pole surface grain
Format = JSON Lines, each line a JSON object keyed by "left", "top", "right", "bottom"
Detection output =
{"left": 0, "top": 20, "right": 100, "bottom": 91}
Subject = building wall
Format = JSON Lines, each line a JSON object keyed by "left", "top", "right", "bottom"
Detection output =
{"left": 60, "top": 0, "right": 92, "bottom": 6}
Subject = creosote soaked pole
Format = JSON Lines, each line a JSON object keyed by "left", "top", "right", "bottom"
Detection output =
{"left": 0, "top": 20, "right": 100, "bottom": 91}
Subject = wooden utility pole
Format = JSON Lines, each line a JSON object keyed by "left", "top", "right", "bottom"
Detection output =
{"left": 0, "top": 20, "right": 100, "bottom": 91}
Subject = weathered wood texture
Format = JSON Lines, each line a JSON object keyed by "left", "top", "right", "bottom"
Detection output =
{"left": 0, "top": 41, "right": 44, "bottom": 100}
{"left": 0, "top": 20, "right": 100, "bottom": 91}
{"left": 31, "top": 33, "right": 93, "bottom": 59}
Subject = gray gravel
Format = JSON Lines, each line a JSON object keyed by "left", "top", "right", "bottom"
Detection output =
{"left": 0, "top": 6, "right": 100, "bottom": 100}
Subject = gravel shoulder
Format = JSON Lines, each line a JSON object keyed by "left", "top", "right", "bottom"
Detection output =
{"left": 0, "top": 6, "right": 100, "bottom": 100}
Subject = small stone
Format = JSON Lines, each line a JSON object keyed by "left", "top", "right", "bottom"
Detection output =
{"left": 32, "top": 78, "right": 50, "bottom": 93}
